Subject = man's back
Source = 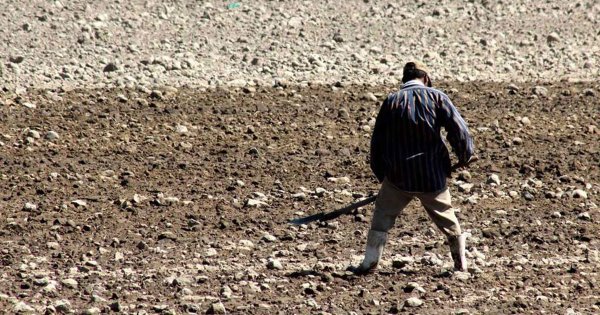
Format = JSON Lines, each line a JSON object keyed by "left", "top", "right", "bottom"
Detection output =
{"left": 370, "top": 80, "right": 473, "bottom": 192}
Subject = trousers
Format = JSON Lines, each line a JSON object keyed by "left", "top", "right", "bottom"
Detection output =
{"left": 371, "top": 178, "right": 462, "bottom": 237}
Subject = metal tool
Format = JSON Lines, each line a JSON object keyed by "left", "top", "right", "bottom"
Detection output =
{"left": 288, "top": 156, "right": 478, "bottom": 225}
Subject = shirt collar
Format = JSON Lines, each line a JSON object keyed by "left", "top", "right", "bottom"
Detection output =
{"left": 401, "top": 79, "right": 425, "bottom": 89}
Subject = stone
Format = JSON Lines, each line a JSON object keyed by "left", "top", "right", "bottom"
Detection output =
{"left": 61, "top": 278, "right": 78, "bottom": 289}
{"left": 103, "top": 62, "right": 119, "bottom": 72}
{"left": 532, "top": 86, "right": 548, "bottom": 97}
{"left": 267, "top": 258, "right": 283, "bottom": 270}
{"left": 512, "top": 137, "right": 523, "bottom": 145}
{"left": 209, "top": 302, "right": 226, "bottom": 314}
{"left": 458, "top": 170, "right": 471, "bottom": 181}
{"left": 458, "top": 183, "right": 474, "bottom": 193}
{"left": 23, "top": 203, "right": 37, "bottom": 212}
{"left": 46, "top": 131, "right": 59, "bottom": 140}
{"left": 547, "top": 32, "right": 560, "bottom": 43}
{"left": 9, "top": 56, "right": 25, "bottom": 64}
{"left": 363, "top": 92, "right": 377, "bottom": 101}
{"left": 404, "top": 297, "right": 424, "bottom": 307}
{"left": 27, "top": 129, "right": 40, "bottom": 139}
{"left": 14, "top": 302, "right": 35, "bottom": 313}
{"left": 262, "top": 234, "right": 277, "bottom": 242}
{"left": 176, "top": 124, "right": 188, "bottom": 133}
{"left": 83, "top": 308, "right": 101, "bottom": 315}
{"left": 291, "top": 192, "right": 307, "bottom": 200}
{"left": 55, "top": 299, "right": 71, "bottom": 312}
{"left": 487, "top": 174, "right": 501, "bottom": 185}
{"left": 72, "top": 199, "right": 87, "bottom": 207}
{"left": 221, "top": 286, "right": 233, "bottom": 298}
{"left": 572, "top": 189, "right": 587, "bottom": 199}
{"left": 246, "top": 198, "right": 267, "bottom": 207}
{"left": 582, "top": 88, "right": 596, "bottom": 97}
{"left": 392, "top": 256, "right": 414, "bottom": 269}
{"left": 577, "top": 212, "right": 590, "bottom": 221}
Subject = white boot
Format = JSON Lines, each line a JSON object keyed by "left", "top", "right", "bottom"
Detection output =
{"left": 354, "top": 230, "right": 388, "bottom": 274}
{"left": 449, "top": 233, "right": 468, "bottom": 271}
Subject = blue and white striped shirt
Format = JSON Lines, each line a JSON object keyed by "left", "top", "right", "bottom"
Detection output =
{"left": 370, "top": 80, "right": 474, "bottom": 192}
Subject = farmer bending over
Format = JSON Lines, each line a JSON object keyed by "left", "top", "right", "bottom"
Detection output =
{"left": 353, "top": 61, "right": 474, "bottom": 274}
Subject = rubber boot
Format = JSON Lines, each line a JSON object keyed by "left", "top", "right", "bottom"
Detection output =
{"left": 449, "top": 233, "right": 468, "bottom": 271}
{"left": 352, "top": 230, "right": 388, "bottom": 274}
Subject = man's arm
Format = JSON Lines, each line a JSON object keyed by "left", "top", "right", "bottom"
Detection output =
{"left": 370, "top": 98, "right": 389, "bottom": 182}
{"left": 439, "top": 95, "right": 474, "bottom": 165}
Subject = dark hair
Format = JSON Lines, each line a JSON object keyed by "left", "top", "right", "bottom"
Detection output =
{"left": 402, "top": 62, "right": 427, "bottom": 83}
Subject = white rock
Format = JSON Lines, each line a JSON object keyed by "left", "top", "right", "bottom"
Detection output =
{"left": 205, "top": 248, "right": 217, "bottom": 257}
{"left": 27, "top": 129, "right": 41, "bottom": 139}
{"left": 83, "top": 307, "right": 101, "bottom": 315}
{"left": 23, "top": 203, "right": 37, "bottom": 211}
{"left": 572, "top": 189, "right": 587, "bottom": 199}
{"left": 14, "top": 302, "right": 35, "bottom": 313}
{"left": 487, "top": 174, "right": 501, "bottom": 185}
{"left": 577, "top": 212, "right": 590, "bottom": 221}
{"left": 71, "top": 199, "right": 87, "bottom": 207}
{"left": 262, "top": 234, "right": 277, "bottom": 242}
{"left": 46, "top": 131, "right": 60, "bottom": 140}
{"left": 404, "top": 297, "right": 423, "bottom": 307}
{"left": 246, "top": 198, "right": 267, "bottom": 207}
{"left": 61, "top": 278, "right": 78, "bottom": 289}
{"left": 209, "top": 302, "right": 226, "bottom": 314}
{"left": 267, "top": 258, "right": 283, "bottom": 270}
{"left": 176, "top": 124, "right": 188, "bottom": 133}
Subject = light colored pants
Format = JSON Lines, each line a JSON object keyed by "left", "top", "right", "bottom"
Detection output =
{"left": 371, "top": 178, "right": 462, "bottom": 237}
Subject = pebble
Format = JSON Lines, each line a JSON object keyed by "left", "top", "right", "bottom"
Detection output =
{"left": 487, "top": 174, "right": 501, "bottom": 185}
{"left": 512, "top": 137, "right": 523, "bottom": 145}
{"left": 572, "top": 189, "right": 587, "bottom": 199}
{"left": 209, "top": 302, "right": 226, "bottom": 314}
{"left": 262, "top": 234, "right": 278, "bottom": 242}
{"left": 577, "top": 212, "right": 590, "bottom": 221}
{"left": 291, "top": 192, "right": 307, "bottom": 200}
{"left": 532, "top": 86, "right": 548, "bottom": 97}
{"left": 404, "top": 297, "right": 424, "bottom": 307}
{"left": 267, "top": 258, "right": 283, "bottom": 270}
{"left": 363, "top": 92, "right": 377, "bottom": 101}
{"left": 23, "top": 202, "right": 37, "bottom": 212}
{"left": 83, "top": 307, "right": 101, "bottom": 315}
{"left": 103, "top": 62, "right": 119, "bottom": 72}
{"left": 458, "top": 183, "right": 474, "bottom": 193}
{"left": 246, "top": 198, "right": 267, "bottom": 207}
{"left": 55, "top": 299, "right": 71, "bottom": 313}
{"left": 46, "top": 131, "right": 59, "bottom": 140}
{"left": 551, "top": 211, "right": 562, "bottom": 218}
{"left": 27, "top": 129, "right": 40, "bottom": 139}
{"left": 176, "top": 125, "right": 188, "bottom": 133}
{"left": 458, "top": 170, "right": 471, "bottom": 181}
{"left": 71, "top": 199, "right": 87, "bottom": 207}
{"left": 547, "top": 32, "right": 560, "bottom": 43}
{"left": 14, "top": 302, "right": 35, "bottom": 313}
{"left": 61, "top": 278, "right": 78, "bottom": 289}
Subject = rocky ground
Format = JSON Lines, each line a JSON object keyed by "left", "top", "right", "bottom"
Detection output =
{"left": 1, "top": 0, "right": 599, "bottom": 314}
{"left": 1, "top": 0, "right": 599, "bottom": 91}
{"left": 0, "top": 82, "right": 598, "bottom": 314}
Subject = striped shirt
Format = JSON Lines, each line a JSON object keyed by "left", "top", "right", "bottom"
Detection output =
{"left": 370, "top": 80, "right": 474, "bottom": 192}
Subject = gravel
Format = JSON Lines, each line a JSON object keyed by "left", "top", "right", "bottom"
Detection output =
{"left": 1, "top": 1, "right": 598, "bottom": 92}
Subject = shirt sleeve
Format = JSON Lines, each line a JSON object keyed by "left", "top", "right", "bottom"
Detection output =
{"left": 370, "top": 98, "right": 389, "bottom": 182}
{"left": 439, "top": 95, "right": 474, "bottom": 164}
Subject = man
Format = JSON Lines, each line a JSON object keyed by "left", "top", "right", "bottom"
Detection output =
{"left": 354, "top": 61, "right": 474, "bottom": 273}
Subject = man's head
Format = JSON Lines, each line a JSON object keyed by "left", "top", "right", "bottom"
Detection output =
{"left": 402, "top": 61, "right": 432, "bottom": 87}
